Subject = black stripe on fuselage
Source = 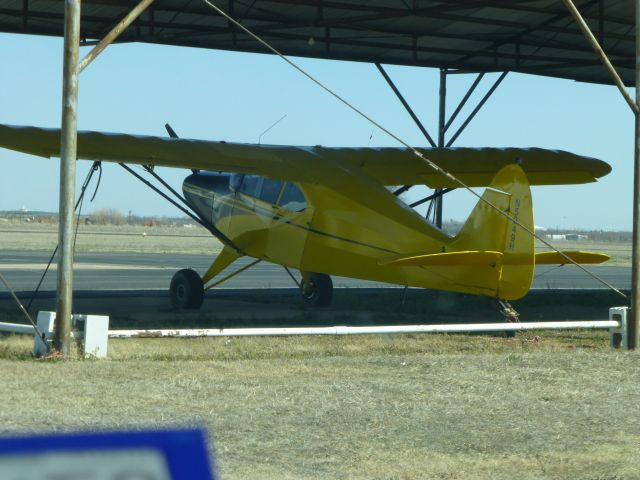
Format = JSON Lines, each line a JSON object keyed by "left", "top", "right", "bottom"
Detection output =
{"left": 213, "top": 195, "right": 398, "bottom": 255}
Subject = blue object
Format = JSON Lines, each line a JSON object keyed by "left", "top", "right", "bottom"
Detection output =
{"left": 0, "top": 427, "right": 214, "bottom": 479}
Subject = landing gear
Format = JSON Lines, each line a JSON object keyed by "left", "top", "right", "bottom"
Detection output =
{"left": 300, "top": 272, "right": 333, "bottom": 308}
{"left": 170, "top": 268, "right": 204, "bottom": 309}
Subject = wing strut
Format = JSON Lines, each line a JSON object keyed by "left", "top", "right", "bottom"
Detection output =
{"left": 118, "top": 163, "right": 242, "bottom": 254}
{"left": 409, "top": 188, "right": 455, "bottom": 209}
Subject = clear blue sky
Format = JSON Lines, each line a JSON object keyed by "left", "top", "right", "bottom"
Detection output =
{"left": 0, "top": 32, "right": 633, "bottom": 230}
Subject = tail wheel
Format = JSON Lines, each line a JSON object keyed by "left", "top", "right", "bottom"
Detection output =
{"left": 300, "top": 273, "right": 333, "bottom": 308}
{"left": 170, "top": 268, "right": 204, "bottom": 309}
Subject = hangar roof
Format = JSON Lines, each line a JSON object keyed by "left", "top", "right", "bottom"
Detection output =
{"left": 0, "top": 0, "right": 634, "bottom": 86}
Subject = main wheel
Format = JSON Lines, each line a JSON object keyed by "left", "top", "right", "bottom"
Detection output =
{"left": 300, "top": 272, "right": 333, "bottom": 308}
{"left": 170, "top": 268, "right": 204, "bottom": 309}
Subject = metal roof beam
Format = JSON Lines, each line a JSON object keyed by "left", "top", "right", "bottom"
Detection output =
{"left": 434, "top": 0, "right": 633, "bottom": 27}
{"left": 79, "top": 0, "right": 155, "bottom": 71}
{"left": 375, "top": 63, "right": 437, "bottom": 147}
{"left": 242, "top": 20, "right": 629, "bottom": 60}
{"left": 230, "top": 28, "right": 629, "bottom": 69}
{"left": 446, "top": 71, "right": 508, "bottom": 147}
{"left": 0, "top": 1, "right": 634, "bottom": 85}
{"left": 562, "top": 0, "right": 637, "bottom": 114}
{"left": 260, "top": 0, "right": 631, "bottom": 27}
{"left": 2, "top": 4, "right": 634, "bottom": 46}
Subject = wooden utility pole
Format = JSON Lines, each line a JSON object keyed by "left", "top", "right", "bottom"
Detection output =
{"left": 55, "top": 0, "right": 80, "bottom": 355}
{"left": 631, "top": 0, "right": 640, "bottom": 349}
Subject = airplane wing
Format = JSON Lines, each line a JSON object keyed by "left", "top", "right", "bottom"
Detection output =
{"left": 0, "top": 124, "right": 315, "bottom": 182}
{"left": 326, "top": 146, "right": 611, "bottom": 187}
{"left": 0, "top": 124, "right": 610, "bottom": 188}
{"left": 0, "top": 124, "right": 440, "bottom": 238}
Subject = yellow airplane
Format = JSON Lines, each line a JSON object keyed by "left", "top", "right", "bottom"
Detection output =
{"left": 0, "top": 124, "right": 611, "bottom": 311}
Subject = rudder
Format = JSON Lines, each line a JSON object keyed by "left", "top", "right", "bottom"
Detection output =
{"left": 450, "top": 164, "right": 534, "bottom": 300}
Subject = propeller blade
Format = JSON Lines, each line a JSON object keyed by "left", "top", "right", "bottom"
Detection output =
{"left": 165, "top": 123, "right": 198, "bottom": 173}
{"left": 165, "top": 123, "right": 179, "bottom": 138}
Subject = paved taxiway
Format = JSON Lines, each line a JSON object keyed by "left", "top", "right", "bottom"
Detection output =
{"left": 0, "top": 250, "right": 631, "bottom": 292}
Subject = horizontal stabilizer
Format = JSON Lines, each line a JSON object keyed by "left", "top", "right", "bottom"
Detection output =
{"left": 535, "top": 251, "right": 610, "bottom": 265}
{"left": 379, "top": 250, "right": 502, "bottom": 268}
{"left": 380, "top": 249, "right": 609, "bottom": 268}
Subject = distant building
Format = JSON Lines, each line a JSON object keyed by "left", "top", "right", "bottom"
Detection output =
{"left": 545, "top": 233, "right": 588, "bottom": 241}
{"left": 566, "top": 233, "right": 588, "bottom": 241}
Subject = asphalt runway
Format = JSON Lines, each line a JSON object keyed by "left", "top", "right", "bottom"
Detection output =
{"left": 0, "top": 250, "right": 631, "bottom": 292}
{"left": 0, "top": 250, "right": 630, "bottom": 327}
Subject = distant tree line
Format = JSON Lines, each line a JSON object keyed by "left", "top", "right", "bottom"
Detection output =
{"left": 0, "top": 209, "right": 199, "bottom": 227}
{"left": 85, "top": 209, "right": 199, "bottom": 227}
{"left": 440, "top": 220, "right": 631, "bottom": 242}
{"left": 0, "top": 209, "right": 633, "bottom": 239}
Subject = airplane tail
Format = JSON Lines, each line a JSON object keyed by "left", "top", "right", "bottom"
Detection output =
{"left": 379, "top": 163, "right": 608, "bottom": 299}
{"left": 449, "top": 163, "right": 534, "bottom": 300}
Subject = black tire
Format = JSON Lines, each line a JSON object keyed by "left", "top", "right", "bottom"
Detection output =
{"left": 300, "top": 272, "right": 333, "bottom": 308}
{"left": 170, "top": 268, "right": 204, "bottom": 309}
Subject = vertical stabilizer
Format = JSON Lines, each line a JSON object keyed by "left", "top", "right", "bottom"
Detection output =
{"left": 450, "top": 164, "right": 534, "bottom": 300}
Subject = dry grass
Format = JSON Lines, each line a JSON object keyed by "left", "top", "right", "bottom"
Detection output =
{"left": 537, "top": 240, "right": 631, "bottom": 267}
{"left": 0, "top": 223, "right": 222, "bottom": 254}
{"left": 0, "top": 332, "right": 638, "bottom": 479}
{"left": 0, "top": 224, "right": 632, "bottom": 264}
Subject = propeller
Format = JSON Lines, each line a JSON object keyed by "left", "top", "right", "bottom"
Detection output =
{"left": 165, "top": 123, "right": 178, "bottom": 138}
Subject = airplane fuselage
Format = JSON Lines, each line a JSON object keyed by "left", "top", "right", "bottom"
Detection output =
{"left": 181, "top": 170, "right": 524, "bottom": 298}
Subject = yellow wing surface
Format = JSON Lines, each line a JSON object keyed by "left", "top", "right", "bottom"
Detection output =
{"left": 0, "top": 124, "right": 435, "bottom": 237}
{"left": 0, "top": 124, "right": 610, "bottom": 188}
{"left": 0, "top": 124, "right": 612, "bottom": 258}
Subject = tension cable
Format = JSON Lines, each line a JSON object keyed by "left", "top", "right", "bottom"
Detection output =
{"left": 142, "top": 164, "right": 193, "bottom": 213}
{"left": 0, "top": 270, "right": 45, "bottom": 342}
{"left": 117, "top": 163, "right": 242, "bottom": 254}
{"left": 201, "top": 0, "right": 626, "bottom": 301}
{"left": 534, "top": 263, "right": 566, "bottom": 281}
{"left": 26, "top": 161, "right": 103, "bottom": 313}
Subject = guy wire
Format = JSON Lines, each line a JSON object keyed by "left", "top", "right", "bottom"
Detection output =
{"left": 200, "top": 0, "right": 627, "bottom": 301}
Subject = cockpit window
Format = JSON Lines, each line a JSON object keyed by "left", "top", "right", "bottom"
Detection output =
{"left": 259, "top": 179, "right": 284, "bottom": 204}
{"left": 278, "top": 182, "right": 307, "bottom": 212}
{"left": 239, "top": 175, "right": 262, "bottom": 197}
{"left": 229, "top": 174, "right": 244, "bottom": 192}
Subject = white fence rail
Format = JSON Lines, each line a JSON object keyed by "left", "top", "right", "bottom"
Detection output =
{"left": 0, "top": 321, "right": 36, "bottom": 335}
{"left": 1, "top": 307, "right": 630, "bottom": 354}
{"left": 108, "top": 320, "right": 620, "bottom": 338}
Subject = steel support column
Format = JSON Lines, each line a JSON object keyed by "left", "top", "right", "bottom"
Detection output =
{"left": 563, "top": 0, "right": 638, "bottom": 349}
{"left": 54, "top": 0, "right": 80, "bottom": 355}
{"left": 435, "top": 68, "right": 447, "bottom": 228}
{"left": 631, "top": 0, "right": 640, "bottom": 349}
